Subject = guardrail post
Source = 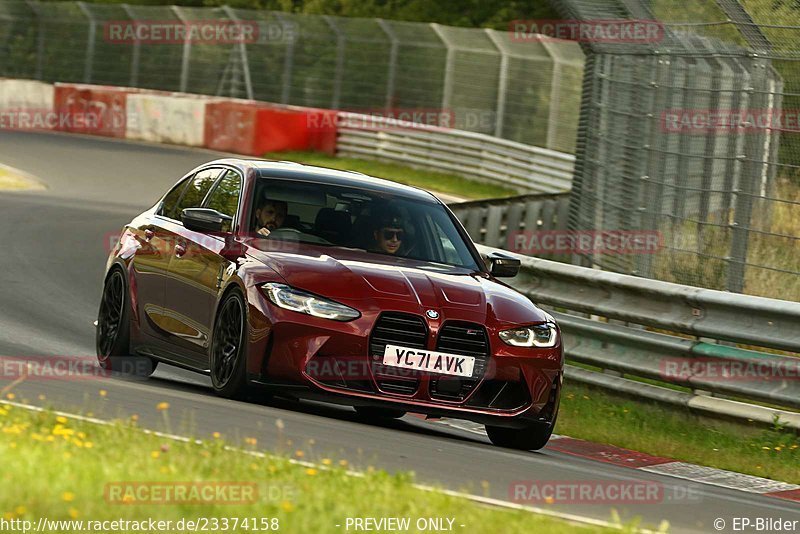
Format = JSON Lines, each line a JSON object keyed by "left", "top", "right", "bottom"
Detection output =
{"left": 120, "top": 4, "right": 140, "bottom": 87}
{"left": 171, "top": 6, "right": 191, "bottom": 94}
{"left": 376, "top": 19, "right": 398, "bottom": 113}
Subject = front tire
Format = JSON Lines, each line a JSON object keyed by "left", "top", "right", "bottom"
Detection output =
{"left": 485, "top": 418, "right": 556, "bottom": 451}
{"left": 210, "top": 290, "right": 248, "bottom": 398}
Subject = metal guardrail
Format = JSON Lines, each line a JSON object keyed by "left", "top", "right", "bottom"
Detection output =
{"left": 474, "top": 244, "right": 800, "bottom": 430}
{"left": 337, "top": 112, "right": 576, "bottom": 194}
{"left": 449, "top": 193, "right": 570, "bottom": 256}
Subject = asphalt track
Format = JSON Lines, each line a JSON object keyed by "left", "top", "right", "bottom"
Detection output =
{"left": 0, "top": 130, "right": 797, "bottom": 533}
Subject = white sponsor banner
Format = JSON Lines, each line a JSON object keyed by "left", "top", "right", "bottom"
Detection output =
{"left": 0, "top": 79, "right": 55, "bottom": 115}
{"left": 126, "top": 93, "right": 207, "bottom": 146}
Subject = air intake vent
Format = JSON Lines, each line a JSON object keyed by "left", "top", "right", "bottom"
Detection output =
{"left": 369, "top": 312, "right": 427, "bottom": 396}
{"left": 430, "top": 322, "right": 489, "bottom": 401}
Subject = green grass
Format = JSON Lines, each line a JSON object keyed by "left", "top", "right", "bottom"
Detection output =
{"left": 652, "top": 176, "right": 800, "bottom": 302}
{"left": 264, "top": 151, "right": 518, "bottom": 201}
{"left": 558, "top": 382, "right": 800, "bottom": 484}
{"left": 0, "top": 402, "right": 624, "bottom": 533}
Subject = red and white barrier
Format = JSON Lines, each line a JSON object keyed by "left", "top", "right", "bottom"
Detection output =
{"left": 0, "top": 79, "right": 338, "bottom": 155}
{"left": 0, "top": 79, "right": 55, "bottom": 130}
{"left": 53, "top": 83, "right": 128, "bottom": 138}
{"left": 127, "top": 93, "right": 208, "bottom": 147}
{"left": 0, "top": 79, "right": 54, "bottom": 113}
{"left": 204, "top": 101, "right": 337, "bottom": 156}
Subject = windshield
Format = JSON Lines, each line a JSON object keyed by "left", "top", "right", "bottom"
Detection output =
{"left": 250, "top": 177, "right": 480, "bottom": 270}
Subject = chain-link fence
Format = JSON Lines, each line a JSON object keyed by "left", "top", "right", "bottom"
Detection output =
{"left": 0, "top": 0, "right": 584, "bottom": 153}
{"left": 548, "top": 0, "right": 800, "bottom": 301}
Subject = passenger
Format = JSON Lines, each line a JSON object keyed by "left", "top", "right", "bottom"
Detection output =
{"left": 255, "top": 198, "right": 288, "bottom": 237}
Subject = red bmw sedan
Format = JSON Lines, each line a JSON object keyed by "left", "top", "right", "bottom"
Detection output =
{"left": 97, "top": 159, "right": 563, "bottom": 450}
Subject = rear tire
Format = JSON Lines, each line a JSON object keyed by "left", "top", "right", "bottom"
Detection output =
{"left": 354, "top": 406, "right": 406, "bottom": 420}
{"left": 485, "top": 419, "right": 555, "bottom": 451}
{"left": 210, "top": 290, "right": 249, "bottom": 399}
{"left": 96, "top": 267, "right": 157, "bottom": 377}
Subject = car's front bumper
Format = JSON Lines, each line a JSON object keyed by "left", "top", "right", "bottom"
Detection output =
{"left": 244, "top": 286, "right": 563, "bottom": 429}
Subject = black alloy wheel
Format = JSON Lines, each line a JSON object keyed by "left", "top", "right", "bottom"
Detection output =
{"left": 210, "top": 291, "right": 248, "bottom": 397}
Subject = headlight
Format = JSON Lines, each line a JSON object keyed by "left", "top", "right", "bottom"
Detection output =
{"left": 499, "top": 323, "right": 558, "bottom": 348}
{"left": 261, "top": 283, "right": 360, "bottom": 322}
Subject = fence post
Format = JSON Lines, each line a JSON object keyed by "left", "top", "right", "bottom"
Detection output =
{"left": 274, "top": 12, "right": 294, "bottom": 104}
{"left": 76, "top": 2, "right": 96, "bottom": 84}
{"left": 727, "top": 56, "right": 770, "bottom": 293}
{"left": 484, "top": 29, "right": 508, "bottom": 138}
{"left": 539, "top": 40, "right": 563, "bottom": 152}
{"left": 222, "top": 5, "right": 254, "bottom": 100}
{"left": 323, "top": 16, "right": 345, "bottom": 110}
{"left": 430, "top": 23, "right": 453, "bottom": 115}
{"left": 171, "top": 5, "right": 191, "bottom": 93}
{"left": 119, "top": 4, "right": 140, "bottom": 87}
{"left": 376, "top": 18, "right": 398, "bottom": 113}
{"left": 24, "top": 0, "right": 45, "bottom": 81}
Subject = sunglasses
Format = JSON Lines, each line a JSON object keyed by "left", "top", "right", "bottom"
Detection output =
{"left": 382, "top": 229, "right": 404, "bottom": 240}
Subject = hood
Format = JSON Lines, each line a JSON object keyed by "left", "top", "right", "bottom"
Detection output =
{"left": 245, "top": 240, "right": 547, "bottom": 326}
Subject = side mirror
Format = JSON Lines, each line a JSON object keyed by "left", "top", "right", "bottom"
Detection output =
{"left": 486, "top": 251, "right": 521, "bottom": 278}
{"left": 181, "top": 208, "right": 232, "bottom": 234}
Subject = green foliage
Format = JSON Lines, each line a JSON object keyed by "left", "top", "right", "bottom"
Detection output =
{"left": 263, "top": 151, "right": 519, "bottom": 200}
{"left": 36, "top": 0, "right": 561, "bottom": 29}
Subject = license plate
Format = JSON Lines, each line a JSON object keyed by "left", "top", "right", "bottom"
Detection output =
{"left": 382, "top": 344, "right": 476, "bottom": 378}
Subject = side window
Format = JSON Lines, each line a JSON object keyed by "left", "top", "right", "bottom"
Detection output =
{"left": 173, "top": 169, "right": 221, "bottom": 221}
{"left": 432, "top": 219, "right": 463, "bottom": 265}
{"left": 158, "top": 177, "right": 190, "bottom": 219}
{"left": 205, "top": 170, "right": 242, "bottom": 232}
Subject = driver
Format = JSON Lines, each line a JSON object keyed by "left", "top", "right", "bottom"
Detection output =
{"left": 372, "top": 211, "right": 406, "bottom": 255}
{"left": 255, "top": 198, "right": 287, "bottom": 237}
